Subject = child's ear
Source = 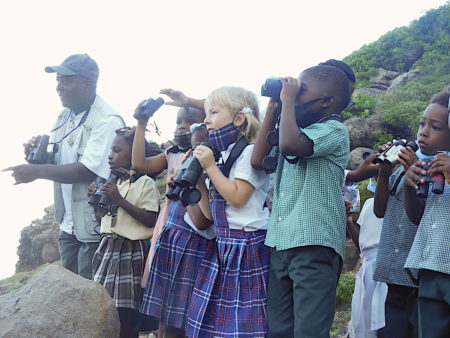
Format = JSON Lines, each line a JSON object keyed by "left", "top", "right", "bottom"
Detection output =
{"left": 319, "top": 96, "right": 334, "bottom": 109}
{"left": 233, "top": 111, "right": 246, "bottom": 127}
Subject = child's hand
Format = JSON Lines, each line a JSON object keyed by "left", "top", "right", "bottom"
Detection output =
{"left": 182, "top": 149, "right": 193, "bottom": 163}
{"left": 265, "top": 98, "right": 279, "bottom": 118}
{"left": 398, "top": 147, "right": 418, "bottom": 171}
{"left": 280, "top": 77, "right": 300, "bottom": 105}
{"left": 404, "top": 160, "right": 428, "bottom": 190}
{"left": 160, "top": 88, "right": 189, "bottom": 107}
{"left": 100, "top": 181, "right": 122, "bottom": 204}
{"left": 345, "top": 200, "right": 353, "bottom": 216}
{"left": 193, "top": 145, "right": 216, "bottom": 171}
{"left": 134, "top": 99, "right": 150, "bottom": 124}
{"left": 429, "top": 153, "right": 450, "bottom": 178}
{"left": 377, "top": 141, "right": 395, "bottom": 174}
{"left": 88, "top": 181, "right": 98, "bottom": 197}
{"left": 377, "top": 141, "right": 392, "bottom": 153}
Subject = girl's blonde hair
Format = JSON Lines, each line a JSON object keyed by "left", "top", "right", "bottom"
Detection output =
{"left": 205, "top": 86, "right": 260, "bottom": 142}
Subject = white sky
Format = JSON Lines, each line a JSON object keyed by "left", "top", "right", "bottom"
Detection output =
{"left": 0, "top": 0, "right": 447, "bottom": 279}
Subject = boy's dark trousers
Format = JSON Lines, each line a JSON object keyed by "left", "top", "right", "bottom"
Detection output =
{"left": 418, "top": 269, "right": 450, "bottom": 338}
{"left": 58, "top": 231, "right": 99, "bottom": 279}
{"left": 267, "top": 245, "right": 342, "bottom": 338}
{"left": 384, "top": 283, "right": 418, "bottom": 338}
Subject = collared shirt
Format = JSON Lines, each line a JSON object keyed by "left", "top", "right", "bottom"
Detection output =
{"left": 373, "top": 167, "right": 418, "bottom": 287}
{"left": 405, "top": 180, "right": 450, "bottom": 279}
{"left": 265, "top": 120, "right": 349, "bottom": 259}
{"left": 101, "top": 175, "right": 159, "bottom": 240}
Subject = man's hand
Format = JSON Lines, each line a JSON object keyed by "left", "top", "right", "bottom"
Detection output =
{"left": 23, "top": 136, "right": 39, "bottom": 157}
{"left": 3, "top": 164, "right": 41, "bottom": 185}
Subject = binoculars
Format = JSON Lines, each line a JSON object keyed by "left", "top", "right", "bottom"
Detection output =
{"left": 373, "top": 140, "right": 419, "bottom": 167}
{"left": 166, "top": 143, "right": 217, "bottom": 206}
{"left": 133, "top": 97, "right": 165, "bottom": 121}
{"left": 88, "top": 173, "right": 120, "bottom": 217}
{"left": 416, "top": 157, "right": 445, "bottom": 198}
{"left": 26, "top": 135, "right": 57, "bottom": 164}
{"left": 261, "top": 77, "right": 283, "bottom": 101}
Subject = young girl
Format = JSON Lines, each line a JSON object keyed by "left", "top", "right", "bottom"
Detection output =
{"left": 403, "top": 90, "right": 450, "bottom": 338}
{"left": 187, "top": 86, "right": 271, "bottom": 337}
{"left": 140, "top": 123, "right": 215, "bottom": 338}
{"left": 90, "top": 127, "right": 160, "bottom": 338}
{"left": 133, "top": 99, "right": 205, "bottom": 290}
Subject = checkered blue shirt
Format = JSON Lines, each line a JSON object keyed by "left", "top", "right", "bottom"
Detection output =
{"left": 373, "top": 167, "right": 418, "bottom": 287}
{"left": 405, "top": 180, "right": 450, "bottom": 279}
{"left": 265, "top": 120, "right": 349, "bottom": 259}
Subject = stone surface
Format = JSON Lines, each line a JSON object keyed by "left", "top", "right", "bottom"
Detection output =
{"left": 0, "top": 265, "right": 120, "bottom": 338}
{"left": 353, "top": 87, "right": 386, "bottom": 98}
{"left": 387, "top": 69, "right": 423, "bottom": 92}
{"left": 344, "top": 115, "right": 383, "bottom": 150}
{"left": 369, "top": 68, "right": 400, "bottom": 86}
{"left": 347, "top": 147, "right": 375, "bottom": 170}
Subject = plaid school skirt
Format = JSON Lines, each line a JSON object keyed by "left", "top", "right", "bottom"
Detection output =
{"left": 92, "top": 233, "right": 149, "bottom": 310}
{"left": 187, "top": 229, "right": 271, "bottom": 338}
{"left": 140, "top": 201, "right": 210, "bottom": 329}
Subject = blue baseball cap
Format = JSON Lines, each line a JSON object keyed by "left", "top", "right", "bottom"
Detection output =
{"left": 45, "top": 54, "right": 99, "bottom": 82}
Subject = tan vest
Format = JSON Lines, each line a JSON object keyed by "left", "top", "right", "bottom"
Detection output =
{"left": 52, "top": 95, "right": 124, "bottom": 242}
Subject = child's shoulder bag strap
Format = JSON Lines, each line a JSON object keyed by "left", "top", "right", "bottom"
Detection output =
{"left": 221, "top": 136, "right": 250, "bottom": 177}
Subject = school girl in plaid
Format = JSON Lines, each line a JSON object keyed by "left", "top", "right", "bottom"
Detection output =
{"left": 140, "top": 124, "right": 216, "bottom": 338}
{"left": 132, "top": 95, "right": 207, "bottom": 337}
{"left": 90, "top": 127, "right": 159, "bottom": 338}
{"left": 188, "top": 86, "right": 271, "bottom": 337}
{"left": 403, "top": 90, "right": 450, "bottom": 338}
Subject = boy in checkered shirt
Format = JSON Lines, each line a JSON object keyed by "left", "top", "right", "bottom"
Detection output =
{"left": 251, "top": 65, "right": 351, "bottom": 337}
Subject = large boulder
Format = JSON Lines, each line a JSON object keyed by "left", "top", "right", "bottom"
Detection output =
{"left": 353, "top": 87, "right": 386, "bottom": 98}
{"left": 0, "top": 265, "right": 120, "bottom": 337}
{"left": 369, "top": 68, "right": 400, "bottom": 87}
{"left": 344, "top": 115, "right": 383, "bottom": 150}
{"left": 387, "top": 69, "right": 423, "bottom": 92}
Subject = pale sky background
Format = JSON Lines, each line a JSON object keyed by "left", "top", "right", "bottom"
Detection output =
{"left": 0, "top": 0, "right": 448, "bottom": 279}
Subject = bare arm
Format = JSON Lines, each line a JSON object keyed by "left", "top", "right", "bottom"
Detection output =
{"left": 159, "top": 88, "right": 205, "bottom": 111}
{"left": 278, "top": 77, "right": 313, "bottom": 157}
{"left": 187, "top": 203, "right": 213, "bottom": 230}
{"left": 4, "top": 162, "right": 96, "bottom": 185}
{"left": 251, "top": 100, "right": 276, "bottom": 169}
{"left": 373, "top": 169, "right": 391, "bottom": 218}
{"left": 345, "top": 153, "right": 380, "bottom": 183}
{"left": 132, "top": 121, "right": 167, "bottom": 173}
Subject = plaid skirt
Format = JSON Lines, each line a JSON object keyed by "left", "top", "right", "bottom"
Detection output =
{"left": 187, "top": 229, "right": 270, "bottom": 338}
{"left": 92, "top": 234, "right": 149, "bottom": 310}
{"left": 140, "top": 200, "right": 210, "bottom": 329}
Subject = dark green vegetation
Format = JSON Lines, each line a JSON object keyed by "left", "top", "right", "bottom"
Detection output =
{"left": 343, "top": 3, "right": 450, "bottom": 146}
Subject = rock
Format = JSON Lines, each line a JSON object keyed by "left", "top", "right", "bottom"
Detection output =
{"left": 353, "top": 87, "right": 386, "bottom": 98}
{"left": 347, "top": 147, "right": 375, "bottom": 170}
{"left": 344, "top": 115, "right": 383, "bottom": 150}
{"left": 0, "top": 265, "right": 120, "bottom": 338}
{"left": 16, "top": 206, "right": 61, "bottom": 273}
{"left": 369, "top": 68, "right": 400, "bottom": 86}
{"left": 387, "top": 69, "right": 423, "bottom": 92}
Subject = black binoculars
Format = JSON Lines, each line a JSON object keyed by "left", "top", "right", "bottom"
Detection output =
{"left": 416, "top": 158, "right": 445, "bottom": 198}
{"left": 133, "top": 97, "right": 165, "bottom": 121}
{"left": 88, "top": 173, "right": 120, "bottom": 217}
{"left": 261, "top": 77, "right": 283, "bottom": 101}
{"left": 373, "top": 140, "right": 419, "bottom": 167}
{"left": 26, "top": 135, "right": 58, "bottom": 164}
{"left": 166, "top": 143, "right": 217, "bottom": 206}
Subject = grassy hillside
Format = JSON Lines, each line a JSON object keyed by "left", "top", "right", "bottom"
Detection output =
{"left": 343, "top": 3, "right": 450, "bottom": 144}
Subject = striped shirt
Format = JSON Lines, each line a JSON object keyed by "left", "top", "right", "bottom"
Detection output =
{"left": 373, "top": 167, "right": 418, "bottom": 287}
{"left": 265, "top": 120, "right": 349, "bottom": 259}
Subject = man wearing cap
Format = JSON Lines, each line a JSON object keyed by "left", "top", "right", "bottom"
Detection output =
{"left": 5, "top": 54, "right": 124, "bottom": 279}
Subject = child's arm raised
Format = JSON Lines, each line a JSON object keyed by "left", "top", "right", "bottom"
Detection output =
{"left": 132, "top": 120, "right": 167, "bottom": 174}
{"left": 403, "top": 160, "right": 427, "bottom": 225}
{"left": 100, "top": 181, "right": 157, "bottom": 228}
{"left": 160, "top": 88, "right": 205, "bottom": 111}
{"left": 194, "top": 146, "right": 254, "bottom": 208}
{"left": 251, "top": 99, "right": 277, "bottom": 169}
{"left": 278, "top": 77, "right": 313, "bottom": 157}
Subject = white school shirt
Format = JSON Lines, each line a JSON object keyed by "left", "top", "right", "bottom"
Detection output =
{"left": 59, "top": 110, "right": 123, "bottom": 235}
{"left": 217, "top": 143, "right": 270, "bottom": 231}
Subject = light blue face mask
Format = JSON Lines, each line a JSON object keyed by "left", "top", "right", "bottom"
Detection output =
{"left": 367, "top": 178, "right": 377, "bottom": 193}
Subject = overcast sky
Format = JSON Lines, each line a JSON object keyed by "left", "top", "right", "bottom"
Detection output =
{"left": 0, "top": 0, "right": 447, "bottom": 279}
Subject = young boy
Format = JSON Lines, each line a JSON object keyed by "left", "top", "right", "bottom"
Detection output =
{"left": 251, "top": 65, "right": 351, "bottom": 337}
{"left": 403, "top": 90, "right": 450, "bottom": 338}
